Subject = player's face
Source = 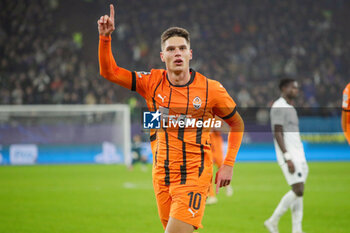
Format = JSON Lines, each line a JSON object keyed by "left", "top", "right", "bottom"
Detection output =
{"left": 286, "top": 81, "right": 299, "bottom": 99}
{"left": 160, "top": 37, "right": 192, "bottom": 73}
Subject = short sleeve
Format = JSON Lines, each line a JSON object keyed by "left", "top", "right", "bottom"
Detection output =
{"left": 210, "top": 80, "right": 237, "bottom": 120}
{"left": 270, "top": 107, "right": 285, "bottom": 126}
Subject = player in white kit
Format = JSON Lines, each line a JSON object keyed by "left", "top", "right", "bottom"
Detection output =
{"left": 264, "top": 79, "right": 308, "bottom": 233}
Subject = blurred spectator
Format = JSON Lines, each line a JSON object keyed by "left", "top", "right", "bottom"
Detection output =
{"left": 0, "top": 0, "right": 348, "bottom": 111}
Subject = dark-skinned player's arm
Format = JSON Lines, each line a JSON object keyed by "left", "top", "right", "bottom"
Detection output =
{"left": 210, "top": 81, "right": 244, "bottom": 194}
{"left": 273, "top": 124, "right": 295, "bottom": 174}
{"left": 98, "top": 4, "right": 138, "bottom": 91}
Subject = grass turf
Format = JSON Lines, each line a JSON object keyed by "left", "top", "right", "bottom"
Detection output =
{"left": 0, "top": 162, "right": 349, "bottom": 233}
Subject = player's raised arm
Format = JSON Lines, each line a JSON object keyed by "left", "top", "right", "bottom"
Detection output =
{"left": 97, "top": 4, "right": 138, "bottom": 91}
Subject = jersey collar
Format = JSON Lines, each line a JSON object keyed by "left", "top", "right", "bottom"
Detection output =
{"left": 166, "top": 68, "right": 196, "bottom": 87}
{"left": 280, "top": 96, "right": 292, "bottom": 106}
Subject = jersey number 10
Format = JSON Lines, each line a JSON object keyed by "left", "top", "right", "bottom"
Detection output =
{"left": 188, "top": 192, "right": 202, "bottom": 210}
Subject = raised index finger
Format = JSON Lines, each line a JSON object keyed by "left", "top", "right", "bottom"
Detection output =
{"left": 110, "top": 4, "right": 115, "bottom": 22}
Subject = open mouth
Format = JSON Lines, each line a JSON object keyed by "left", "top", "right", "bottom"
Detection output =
{"left": 174, "top": 59, "right": 183, "bottom": 65}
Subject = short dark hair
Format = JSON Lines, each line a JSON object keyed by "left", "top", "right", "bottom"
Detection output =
{"left": 161, "top": 27, "right": 190, "bottom": 50}
{"left": 279, "top": 78, "right": 296, "bottom": 91}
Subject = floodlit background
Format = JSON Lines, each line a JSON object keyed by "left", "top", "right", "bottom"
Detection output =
{"left": 0, "top": 0, "right": 349, "bottom": 232}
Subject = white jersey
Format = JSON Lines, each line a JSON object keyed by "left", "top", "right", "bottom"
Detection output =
{"left": 270, "top": 97, "right": 306, "bottom": 165}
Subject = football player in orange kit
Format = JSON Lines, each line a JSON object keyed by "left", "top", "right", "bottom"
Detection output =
{"left": 98, "top": 4, "right": 244, "bottom": 233}
{"left": 342, "top": 83, "right": 350, "bottom": 144}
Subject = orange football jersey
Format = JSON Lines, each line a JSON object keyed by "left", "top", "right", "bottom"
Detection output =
{"left": 99, "top": 35, "right": 237, "bottom": 185}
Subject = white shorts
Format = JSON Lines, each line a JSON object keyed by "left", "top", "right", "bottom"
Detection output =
{"left": 280, "top": 161, "right": 309, "bottom": 186}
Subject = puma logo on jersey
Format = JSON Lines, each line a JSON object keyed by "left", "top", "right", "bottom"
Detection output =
{"left": 188, "top": 208, "right": 198, "bottom": 218}
{"left": 158, "top": 94, "right": 166, "bottom": 103}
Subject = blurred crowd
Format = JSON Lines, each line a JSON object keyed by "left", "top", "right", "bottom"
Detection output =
{"left": 0, "top": 0, "right": 120, "bottom": 105}
{"left": 1, "top": 0, "right": 349, "bottom": 109}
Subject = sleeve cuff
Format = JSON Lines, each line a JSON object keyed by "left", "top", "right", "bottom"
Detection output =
{"left": 223, "top": 160, "right": 235, "bottom": 167}
{"left": 99, "top": 35, "right": 111, "bottom": 41}
{"left": 221, "top": 107, "right": 237, "bottom": 120}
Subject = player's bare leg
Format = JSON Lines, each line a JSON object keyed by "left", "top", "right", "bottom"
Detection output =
{"left": 291, "top": 182, "right": 304, "bottom": 196}
{"left": 165, "top": 217, "right": 194, "bottom": 233}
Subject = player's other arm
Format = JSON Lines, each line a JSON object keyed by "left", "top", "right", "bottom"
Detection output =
{"left": 222, "top": 112, "right": 244, "bottom": 167}
{"left": 210, "top": 81, "right": 244, "bottom": 193}
{"left": 215, "top": 108, "right": 244, "bottom": 194}
{"left": 342, "top": 111, "right": 350, "bottom": 145}
{"left": 97, "top": 4, "right": 135, "bottom": 90}
{"left": 273, "top": 124, "right": 295, "bottom": 173}
{"left": 342, "top": 84, "right": 350, "bottom": 145}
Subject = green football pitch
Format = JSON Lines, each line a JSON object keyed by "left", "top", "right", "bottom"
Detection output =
{"left": 0, "top": 162, "right": 349, "bottom": 233}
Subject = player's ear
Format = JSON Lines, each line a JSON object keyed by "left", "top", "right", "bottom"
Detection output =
{"left": 189, "top": 49, "right": 193, "bottom": 60}
{"left": 160, "top": 51, "right": 165, "bottom": 62}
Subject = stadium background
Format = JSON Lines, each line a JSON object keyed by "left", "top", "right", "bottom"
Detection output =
{"left": 0, "top": 0, "right": 349, "bottom": 232}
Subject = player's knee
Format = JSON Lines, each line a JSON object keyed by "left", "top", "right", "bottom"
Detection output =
{"left": 165, "top": 217, "right": 194, "bottom": 233}
{"left": 293, "top": 188, "right": 304, "bottom": 197}
{"left": 165, "top": 229, "right": 193, "bottom": 233}
{"left": 296, "top": 190, "right": 303, "bottom": 197}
